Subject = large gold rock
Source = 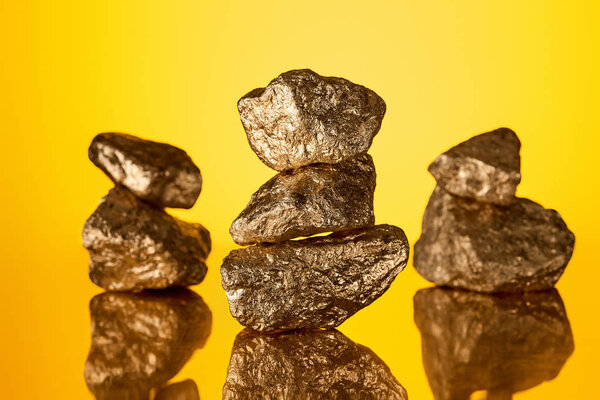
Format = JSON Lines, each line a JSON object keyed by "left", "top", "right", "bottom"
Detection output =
{"left": 414, "top": 186, "right": 574, "bottom": 292}
{"left": 222, "top": 225, "right": 409, "bottom": 331}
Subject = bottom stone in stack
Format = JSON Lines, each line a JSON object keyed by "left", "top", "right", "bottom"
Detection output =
{"left": 221, "top": 224, "right": 409, "bottom": 331}
{"left": 414, "top": 186, "right": 575, "bottom": 293}
{"left": 82, "top": 187, "right": 211, "bottom": 291}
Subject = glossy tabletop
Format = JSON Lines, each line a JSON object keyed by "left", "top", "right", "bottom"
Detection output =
{"left": 1, "top": 1, "right": 599, "bottom": 398}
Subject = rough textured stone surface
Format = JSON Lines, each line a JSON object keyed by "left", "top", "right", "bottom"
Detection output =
{"left": 414, "top": 287, "right": 574, "bottom": 400}
{"left": 221, "top": 225, "right": 409, "bottom": 331}
{"left": 230, "top": 154, "right": 376, "bottom": 245}
{"left": 223, "top": 329, "right": 407, "bottom": 400}
{"left": 84, "top": 289, "right": 211, "bottom": 400}
{"left": 428, "top": 128, "right": 521, "bottom": 205}
{"left": 414, "top": 186, "right": 574, "bottom": 292}
{"left": 89, "top": 132, "right": 202, "bottom": 208}
{"left": 82, "top": 187, "right": 211, "bottom": 291}
{"left": 155, "top": 380, "right": 200, "bottom": 400}
{"left": 238, "top": 69, "right": 386, "bottom": 171}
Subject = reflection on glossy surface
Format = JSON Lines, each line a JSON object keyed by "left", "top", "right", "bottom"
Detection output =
{"left": 414, "top": 288, "right": 574, "bottom": 400}
{"left": 84, "top": 289, "right": 211, "bottom": 399}
{"left": 223, "top": 329, "right": 407, "bottom": 400}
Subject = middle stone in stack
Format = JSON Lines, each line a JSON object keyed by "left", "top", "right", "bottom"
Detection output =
{"left": 221, "top": 69, "right": 410, "bottom": 332}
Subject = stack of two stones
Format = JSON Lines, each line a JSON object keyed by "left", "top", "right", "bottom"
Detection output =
{"left": 221, "top": 69, "right": 410, "bottom": 332}
{"left": 414, "top": 128, "right": 575, "bottom": 292}
{"left": 412, "top": 129, "right": 576, "bottom": 399}
{"left": 82, "top": 132, "right": 211, "bottom": 291}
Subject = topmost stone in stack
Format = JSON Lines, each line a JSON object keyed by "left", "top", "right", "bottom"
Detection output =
{"left": 89, "top": 132, "right": 203, "bottom": 209}
{"left": 414, "top": 128, "right": 575, "bottom": 293}
{"left": 222, "top": 70, "right": 409, "bottom": 332}
{"left": 238, "top": 69, "right": 386, "bottom": 171}
{"left": 427, "top": 127, "right": 521, "bottom": 206}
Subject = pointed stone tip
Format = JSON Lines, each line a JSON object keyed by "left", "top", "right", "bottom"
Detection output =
{"left": 428, "top": 127, "right": 522, "bottom": 205}
{"left": 493, "top": 126, "right": 520, "bottom": 142}
{"left": 237, "top": 87, "right": 266, "bottom": 108}
{"left": 228, "top": 218, "right": 247, "bottom": 245}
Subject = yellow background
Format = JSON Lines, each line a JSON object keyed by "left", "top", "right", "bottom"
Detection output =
{"left": 1, "top": 1, "right": 599, "bottom": 398}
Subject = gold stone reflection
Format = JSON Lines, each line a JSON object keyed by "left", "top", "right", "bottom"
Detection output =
{"left": 414, "top": 288, "right": 574, "bottom": 400}
{"left": 223, "top": 329, "right": 407, "bottom": 399}
{"left": 84, "top": 288, "right": 211, "bottom": 399}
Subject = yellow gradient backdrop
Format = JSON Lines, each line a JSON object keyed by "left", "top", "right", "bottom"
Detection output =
{"left": 1, "top": 1, "right": 599, "bottom": 398}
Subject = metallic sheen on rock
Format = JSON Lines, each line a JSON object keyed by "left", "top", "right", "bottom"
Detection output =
{"left": 84, "top": 289, "right": 211, "bottom": 400}
{"left": 230, "top": 154, "right": 376, "bottom": 245}
{"left": 238, "top": 69, "right": 386, "bottom": 171}
{"left": 414, "top": 287, "right": 573, "bottom": 400}
{"left": 221, "top": 225, "right": 409, "bottom": 331}
{"left": 223, "top": 329, "right": 407, "bottom": 400}
{"left": 82, "top": 187, "right": 211, "bottom": 291}
{"left": 428, "top": 128, "right": 521, "bottom": 205}
{"left": 414, "top": 186, "right": 575, "bottom": 292}
{"left": 89, "top": 132, "right": 202, "bottom": 208}
{"left": 155, "top": 380, "right": 200, "bottom": 400}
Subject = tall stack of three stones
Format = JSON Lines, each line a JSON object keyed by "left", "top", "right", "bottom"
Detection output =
{"left": 221, "top": 69, "right": 410, "bottom": 332}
